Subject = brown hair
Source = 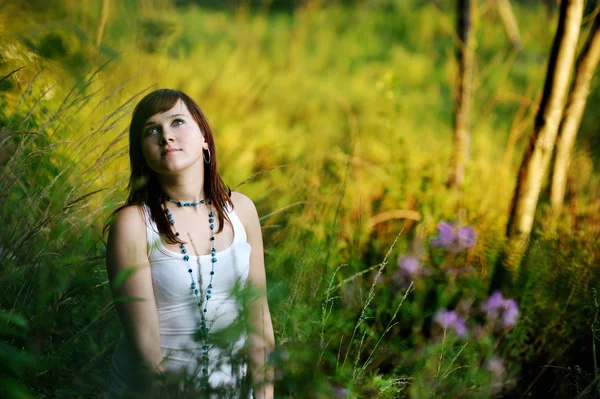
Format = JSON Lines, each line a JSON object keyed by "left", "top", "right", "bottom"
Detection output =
{"left": 105, "top": 89, "right": 232, "bottom": 243}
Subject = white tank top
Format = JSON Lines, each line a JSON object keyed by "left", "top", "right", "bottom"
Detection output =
{"left": 108, "top": 202, "right": 252, "bottom": 397}
{"left": 142, "top": 202, "right": 252, "bottom": 333}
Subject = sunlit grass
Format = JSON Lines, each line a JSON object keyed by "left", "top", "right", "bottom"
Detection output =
{"left": 1, "top": 0, "right": 599, "bottom": 397}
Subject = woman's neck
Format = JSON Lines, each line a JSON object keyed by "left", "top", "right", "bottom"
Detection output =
{"left": 158, "top": 169, "right": 206, "bottom": 204}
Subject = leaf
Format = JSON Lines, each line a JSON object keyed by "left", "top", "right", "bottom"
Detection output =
{"left": 0, "top": 378, "right": 34, "bottom": 399}
{"left": 0, "top": 312, "right": 28, "bottom": 330}
{"left": 110, "top": 267, "right": 136, "bottom": 289}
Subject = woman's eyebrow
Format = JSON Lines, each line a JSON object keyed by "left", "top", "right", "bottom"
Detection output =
{"left": 144, "top": 114, "right": 186, "bottom": 127}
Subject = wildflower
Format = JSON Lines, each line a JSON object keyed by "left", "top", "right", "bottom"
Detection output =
{"left": 456, "top": 226, "right": 477, "bottom": 250}
{"left": 482, "top": 291, "right": 520, "bottom": 328}
{"left": 485, "top": 355, "right": 506, "bottom": 392}
{"left": 434, "top": 309, "right": 467, "bottom": 338}
{"left": 333, "top": 387, "right": 347, "bottom": 398}
{"left": 485, "top": 355, "right": 506, "bottom": 377}
{"left": 502, "top": 299, "right": 520, "bottom": 328}
{"left": 482, "top": 291, "right": 505, "bottom": 315}
{"left": 431, "top": 221, "right": 455, "bottom": 249}
{"left": 398, "top": 255, "right": 420, "bottom": 277}
{"left": 431, "top": 221, "right": 477, "bottom": 252}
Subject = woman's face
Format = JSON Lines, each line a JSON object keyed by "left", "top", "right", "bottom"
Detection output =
{"left": 141, "top": 99, "right": 208, "bottom": 175}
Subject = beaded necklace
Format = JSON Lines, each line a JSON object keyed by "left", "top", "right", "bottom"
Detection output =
{"left": 164, "top": 197, "right": 216, "bottom": 382}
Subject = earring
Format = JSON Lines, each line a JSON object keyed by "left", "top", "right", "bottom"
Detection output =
{"left": 203, "top": 148, "right": 211, "bottom": 164}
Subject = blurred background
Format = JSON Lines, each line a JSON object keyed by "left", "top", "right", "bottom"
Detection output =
{"left": 1, "top": 0, "right": 599, "bottom": 397}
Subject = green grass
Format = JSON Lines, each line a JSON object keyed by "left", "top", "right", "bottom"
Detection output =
{"left": 1, "top": 0, "right": 599, "bottom": 397}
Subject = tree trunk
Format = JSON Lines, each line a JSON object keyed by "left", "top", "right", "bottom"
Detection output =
{"left": 497, "top": 0, "right": 523, "bottom": 50}
{"left": 450, "top": 0, "right": 475, "bottom": 189}
{"left": 550, "top": 13, "right": 600, "bottom": 214}
{"left": 95, "top": 0, "right": 111, "bottom": 48}
{"left": 503, "top": 0, "right": 584, "bottom": 269}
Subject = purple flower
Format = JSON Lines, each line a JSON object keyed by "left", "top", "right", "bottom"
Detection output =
{"left": 431, "top": 221, "right": 477, "bottom": 252}
{"left": 483, "top": 291, "right": 506, "bottom": 314}
{"left": 333, "top": 387, "right": 347, "bottom": 398}
{"left": 431, "top": 221, "right": 456, "bottom": 248}
{"left": 434, "top": 309, "right": 468, "bottom": 338}
{"left": 502, "top": 299, "right": 520, "bottom": 328}
{"left": 398, "top": 255, "right": 420, "bottom": 277}
{"left": 485, "top": 355, "right": 506, "bottom": 378}
{"left": 456, "top": 226, "right": 477, "bottom": 250}
{"left": 485, "top": 356, "right": 506, "bottom": 393}
{"left": 482, "top": 291, "right": 520, "bottom": 328}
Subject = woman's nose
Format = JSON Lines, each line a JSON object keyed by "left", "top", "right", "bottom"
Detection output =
{"left": 159, "top": 127, "right": 174, "bottom": 144}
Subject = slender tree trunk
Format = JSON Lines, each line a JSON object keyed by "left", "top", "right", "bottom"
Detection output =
{"left": 450, "top": 0, "right": 475, "bottom": 189}
{"left": 95, "top": 0, "right": 111, "bottom": 48}
{"left": 502, "top": 0, "right": 584, "bottom": 272}
{"left": 497, "top": 0, "right": 523, "bottom": 50}
{"left": 550, "top": 13, "right": 600, "bottom": 213}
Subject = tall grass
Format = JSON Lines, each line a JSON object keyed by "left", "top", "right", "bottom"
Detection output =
{"left": 1, "top": 0, "right": 599, "bottom": 397}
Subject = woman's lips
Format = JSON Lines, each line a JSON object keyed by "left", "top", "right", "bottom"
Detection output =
{"left": 162, "top": 148, "right": 180, "bottom": 155}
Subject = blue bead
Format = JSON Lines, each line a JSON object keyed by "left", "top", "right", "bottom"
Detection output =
{"left": 211, "top": 247, "right": 216, "bottom": 252}
{"left": 212, "top": 257, "right": 217, "bottom": 263}
{"left": 183, "top": 248, "right": 187, "bottom": 254}
{"left": 207, "top": 289, "right": 212, "bottom": 294}
{"left": 206, "top": 295, "right": 211, "bottom": 299}
{"left": 209, "top": 217, "right": 214, "bottom": 223}
{"left": 184, "top": 255, "right": 189, "bottom": 261}
{"left": 208, "top": 284, "right": 212, "bottom": 289}
{"left": 195, "top": 289, "right": 199, "bottom": 294}
{"left": 191, "top": 282, "right": 196, "bottom": 289}
{"left": 179, "top": 201, "right": 184, "bottom": 206}
{"left": 210, "top": 224, "right": 214, "bottom": 229}
{"left": 170, "top": 220, "right": 175, "bottom": 225}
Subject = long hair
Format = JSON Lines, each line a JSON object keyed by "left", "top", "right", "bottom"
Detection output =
{"left": 105, "top": 89, "right": 232, "bottom": 243}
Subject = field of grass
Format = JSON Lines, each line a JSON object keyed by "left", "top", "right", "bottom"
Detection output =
{"left": 1, "top": 0, "right": 599, "bottom": 397}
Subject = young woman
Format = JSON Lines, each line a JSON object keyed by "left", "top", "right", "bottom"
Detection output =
{"left": 105, "top": 89, "right": 274, "bottom": 398}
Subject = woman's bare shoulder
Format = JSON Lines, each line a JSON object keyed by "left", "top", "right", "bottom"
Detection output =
{"left": 230, "top": 191, "right": 258, "bottom": 226}
{"left": 111, "top": 204, "right": 146, "bottom": 229}
{"left": 106, "top": 204, "right": 149, "bottom": 278}
{"left": 107, "top": 204, "right": 147, "bottom": 245}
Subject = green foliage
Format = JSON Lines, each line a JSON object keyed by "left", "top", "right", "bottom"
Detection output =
{"left": 0, "top": 0, "right": 599, "bottom": 397}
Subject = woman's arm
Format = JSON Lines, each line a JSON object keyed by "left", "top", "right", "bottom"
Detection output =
{"left": 233, "top": 192, "right": 275, "bottom": 399}
{"left": 106, "top": 206, "right": 165, "bottom": 387}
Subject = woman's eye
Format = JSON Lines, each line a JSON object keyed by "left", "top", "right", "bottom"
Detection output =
{"left": 145, "top": 126, "right": 160, "bottom": 136}
{"left": 173, "top": 119, "right": 184, "bottom": 126}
